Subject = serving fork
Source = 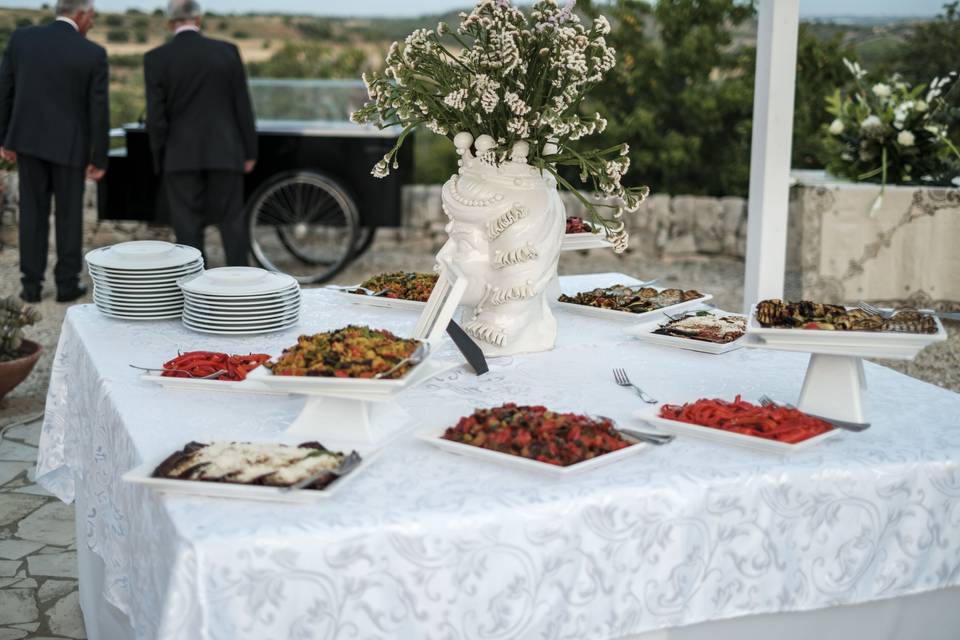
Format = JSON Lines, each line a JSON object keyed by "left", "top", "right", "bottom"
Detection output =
{"left": 857, "top": 300, "right": 960, "bottom": 322}
{"left": 326, "top": 285, "right": 390, "bottom": 297}
{"left": 280, "top": 450, "right": 363, "bottom": 493}
{"left": 129, "top": 364, "right": 226, "bottom": 380}
{"left": 612, "top": 368, "right": 658, "bottom": 404}
{"left": 757, "top": 394, "right": 870, "bottom": 432}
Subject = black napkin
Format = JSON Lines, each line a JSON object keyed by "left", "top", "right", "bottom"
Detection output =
{"left": 446, "top": 320, "right": 489, "bottom": 375}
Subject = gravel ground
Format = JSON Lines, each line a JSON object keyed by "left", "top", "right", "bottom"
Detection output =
{"left": 0, "top": 231, "right": 957, "bottom": 424}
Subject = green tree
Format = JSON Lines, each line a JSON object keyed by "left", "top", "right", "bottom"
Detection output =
{"left": 897, "top": 2, "right": 960, "bottom": 85}
{"left": 582, "top": 0, "right": 756, "bottom": 196}
{"left": 248, "top": 43, "right": 368, "bottom": 79}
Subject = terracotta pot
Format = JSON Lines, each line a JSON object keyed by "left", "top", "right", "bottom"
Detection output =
{"left": 0, "top": 339, "right": 42, "bottom": 401}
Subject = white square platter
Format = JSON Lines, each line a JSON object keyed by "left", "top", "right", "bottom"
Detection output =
{"left": 625, "top": 310, "right": 748, "bottom": 355}
{"left": 556, "top": 287, "right": 714, "bottom": 324}
{"left": 123, "top": 434, "right": 380, "bottom": 503}
{"left": 632, "top": 403, "right": 842, "bottom": 453}
{"left": 561, "top": 231, "right": 613, "bottom": 251}
{"left": 414, "top": 425, "right": 652, "bottom": 476}
{"left": 326, "top": 286, "right": 429, "bottom": 311}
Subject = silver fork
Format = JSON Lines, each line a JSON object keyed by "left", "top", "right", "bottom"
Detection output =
{"left": 374, "top": 343, "right": 429, "bottom": 379}
{"left": 758, "top": 395, "right": 870, "bottom": 432}
{"left": 280, "top": 450, "right": 363, "bottom": 493}
{"left": 327, "top": 285, "right": 390, "bottom": 297}
{"left": 856, "top": 300, "right": 893, "bottom": 319}
{"left": 612, "top": 368, "right": 658, "bottom": 404}
{"left": 859, "top": 300, "right": 959, "bottom": 322}
{"left": 129, "top": 364, "right": 226, "bottom": 380}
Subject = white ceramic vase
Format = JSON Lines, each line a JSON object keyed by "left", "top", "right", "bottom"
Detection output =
{"left": 436, "top": 133, "right": 566, "bottom": 357}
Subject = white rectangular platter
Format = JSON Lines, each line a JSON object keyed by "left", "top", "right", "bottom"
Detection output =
{"left": 140, "top": 371, "right": 286, "bottom": 395}
{"left": 745, "top": 306, "right": 947, "bottom": 360}
{"left": 626, "top": 310, "right": 747, "bottom": 355}
{"left": 561, "top": 232, "right": 612, "bottom": 252}
{"left": 556, "top": 290, "right": 714, "bottom": 324}
{"left": 248, "top": 356, "right": 458, "bottom": 400}
{"left": 633, "top": 406, "right": 842, "bottom": 453}
{"left": 123, "top": 436, "right": 380, "bottom": 503}
{"left": 414, "top": 426, "right": 651, "bottom": 476}
{"left": 327, "top": 286, "right": 428, "bottom": 311}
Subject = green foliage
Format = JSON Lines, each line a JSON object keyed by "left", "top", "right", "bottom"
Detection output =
{"left": 582, "top": 0, "right": 756, "bottom": 197}
{"left": 106, "top": 28, "right": 130, "bottom": 43}
{"left": 135, "top": 30, "right": 148, "bottom": 43}
{"left": 14, "top": 17, "right": 31, "bottom": 28}
{"left": 792, "top": 24, "right": 856, "bottom": 169}
{"left": 296, "top": 20, "right": 332, "bottom": 40}
{"left": 108, "top": 53, "right": 142, "bottom": 68}
{"left": 413, "top": 132, "right": 457, "bottom": 184}
{"left": 0, "top": 296, "right": 40, "bottom": 360}
{"left": 249, "top": 42, "right": 368, "bottom": 79}
{"left": 897, "top": 2, "right": 960, "bottom": 84}
{"left": 104, "top": 14, "right": 124, "bottom": 27}
{"left": 232, "top": 30, "right": 250, "bottom": 39}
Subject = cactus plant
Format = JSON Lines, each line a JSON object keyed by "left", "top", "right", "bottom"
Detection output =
{"left": 0, "top": 296, "right": 41, "bottom": 362}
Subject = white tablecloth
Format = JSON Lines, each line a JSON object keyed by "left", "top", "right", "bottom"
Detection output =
{"left": 37, "top": 274, "right": 960, "bottom": 640}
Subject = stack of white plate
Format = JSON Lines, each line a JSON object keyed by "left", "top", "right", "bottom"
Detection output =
{"left": 85, "top": 241, "right": 203, "bottom": 320}
{"left": 178, "top": 267, "right": 301, "bottom": 335}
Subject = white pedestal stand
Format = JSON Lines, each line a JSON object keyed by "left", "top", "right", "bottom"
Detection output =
{"left": 284, "top": 395, "right": 412, "bottom": 446}
{"left": 797, "top": 354, "right": 867, "bottom": 424}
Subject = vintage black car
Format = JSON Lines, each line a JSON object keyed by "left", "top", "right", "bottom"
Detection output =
{"left": 99, "top": 80, "right": 410, "bottom": 283}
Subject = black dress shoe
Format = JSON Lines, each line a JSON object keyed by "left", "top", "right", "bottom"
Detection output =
{"left": 19, "top": 289, "right": 41, "bottom": 303}
{"left": 56, "top": 283, "right": 88, "bottom": 303}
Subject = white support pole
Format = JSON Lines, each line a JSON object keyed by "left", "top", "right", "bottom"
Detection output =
{"left": 743, "top": 0, "right": 800, "bottom": 313}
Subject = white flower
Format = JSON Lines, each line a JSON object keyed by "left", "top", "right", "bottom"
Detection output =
{"left": 915, "top": 99, "right": 928, "bottom": 112}
{"left": 829, "top": 119, "right": 845, "bottom": 135}
{"left": 843, "top": 58, "right": 867, "bottom": 80}
{"left": 897, "top": 130, "right": 915, "bottom": 147}
{"left": 860, "top": 115, "right": 882, "bottom": 131}
{"left": 872, "top": 83, "right": 892, "bottom": 98}
{"left": 371, "top": 159, "right": 390, "bottom": 178}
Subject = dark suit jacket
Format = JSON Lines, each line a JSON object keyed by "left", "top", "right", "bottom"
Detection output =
{"left": 144, "top": 31, "right": 257, "bottom": 174}
{"left": 0, "top": 20, "right": 109, "bottom": 169}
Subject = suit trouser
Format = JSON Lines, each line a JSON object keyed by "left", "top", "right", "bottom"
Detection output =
{"left": 164, "top": 170, "right": 248, "bottom": 266}
{"left": 17, "top": 154, "right": 85, "bottom": 292}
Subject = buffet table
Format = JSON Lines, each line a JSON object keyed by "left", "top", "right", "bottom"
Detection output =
{"left": 36, "top": 274, "right": 960, "bottom": 640}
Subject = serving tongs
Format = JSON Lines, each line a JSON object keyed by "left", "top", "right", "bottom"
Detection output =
{"left": 280, "top": 450, "right": 363, "bottom": 493}
{"left": 590, "top": 414, "right": 674, "bottom": 446}
{"left": 857, "top": 300, "right": 960, "bottom": 322}
{"left": 326, "top": 284, "right": 391, "bottom": 297}
{"left": 758, "top": 395, "right": 870, "bottom": 432}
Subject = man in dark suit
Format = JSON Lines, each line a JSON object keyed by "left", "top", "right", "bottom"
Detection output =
{"left": 144, "top": 0, "right": 257, "bottom": 266}
{"left": 0, "top": 0, "right": 109, "bottom": 303}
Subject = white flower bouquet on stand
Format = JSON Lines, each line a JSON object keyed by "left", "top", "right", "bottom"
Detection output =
{"left": 352, "top": 0, "right": 649, "bottom": 356}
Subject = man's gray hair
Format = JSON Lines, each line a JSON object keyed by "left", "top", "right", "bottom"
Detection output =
{"left": 168, "top": 0, "right": 202, "bottom": 21}
{"left": 55, "top": 0, "right": 92, "bottom": 15}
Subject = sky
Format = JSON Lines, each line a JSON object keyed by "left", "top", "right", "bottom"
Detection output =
{"left": 0, "top": 0, "right": 947, "bottom": 17}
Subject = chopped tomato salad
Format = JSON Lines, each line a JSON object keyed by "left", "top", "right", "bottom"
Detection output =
{"left": 659, "top": 396, "right": 833, "bottom": 444}
{"left": 442, "top": 403, "right": 632, "bottom": 466}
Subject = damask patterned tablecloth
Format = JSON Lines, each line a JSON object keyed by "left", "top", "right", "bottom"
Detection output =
{"left": 36, "top": 276, "right": 960, "bottom": 640}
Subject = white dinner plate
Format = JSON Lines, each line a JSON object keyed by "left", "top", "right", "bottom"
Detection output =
{"left": 625, "top": 311, "right": 748, "bottom": 355}
{"left": 183, "top": 302, "right": 300, "bottom": 318}
{"left": 414, "top": 425, "right": 651, "bottom": 476}
{"left": 94, "top": 299, "right": 184, "bottom": 314}
{"left": 182, "top": 289, "right": 302, "bottom": 307}
{"left": 182, "top": 308, "right": 301, "bottom": 326}
{"left": 86, "top": 241, "right": 202, "bottom": 270}
{"left": 744, "top": 306, "right": 947, "bottom": 360}
{"left": 328, "top": 287, "right": 429, "bottom": 311}
{"left": 90, "top": 273, "right": 188, "bottom": 290}
{"left": 94, "top": 294, "right": 185, "bottom": 307}
{"left": 179, "top": 267, "right": 298, "bottom": 297}
{"left": 557, "top": 290, "right": 714, "bottom": 324}
{"left": 248, "top": 354, "right": 455, "bottom": 400}
{"left": 87, "top": 261, "right": 204, "bottom": 278}
{"left": 633, "top": 404, "right": 842, "bottom": 453}
{"left": 122, "top": 435, "right": 380, "bottom": 503}
{"left": 88, "top": 271, "right": 202, "bottom": 286}
{"left": 96, "top": 308, "right": 182, "bottom": 321}
{"left": 181, "top": 319, "right": 299, "bottom": 335}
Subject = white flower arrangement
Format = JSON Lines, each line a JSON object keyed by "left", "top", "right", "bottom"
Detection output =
{"left": 825, "top": 59, "right": 960, "bottom": 189}
{"left": 351, "top": 0, "right": 649, "bottom": 251}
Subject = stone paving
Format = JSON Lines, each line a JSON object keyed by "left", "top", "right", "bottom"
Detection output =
{"left": 0, "top": 417, "right": 83, "bottom": 639}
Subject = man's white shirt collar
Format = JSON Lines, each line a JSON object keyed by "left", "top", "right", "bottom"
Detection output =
{"left": 174, "top": 24, "right": 201, "bottom": 35}
{"left": 55, "top": 16, "right": 79, "bottom": 31}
